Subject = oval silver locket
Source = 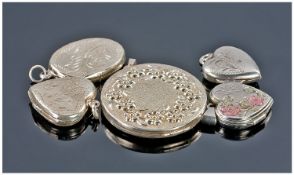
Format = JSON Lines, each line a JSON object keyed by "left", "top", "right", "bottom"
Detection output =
{"left": 29, "top": 38, "right": 125, "bottom": 83}
{"left": 101, "top": 63, "right": 207, "bottom": 138}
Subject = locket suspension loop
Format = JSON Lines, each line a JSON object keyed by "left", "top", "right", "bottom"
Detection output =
{"left": 88, "top": 99, "right": 101, "bottom": 120}
{"left": 199, "top": 53, "right": 213, "bottom": 65}
{"left": 29, "top": 65, "right": 54, "bottom": 83}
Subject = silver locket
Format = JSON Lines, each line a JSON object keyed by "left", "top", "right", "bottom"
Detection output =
{"left": 100, "top": 61, "right": 207, "bottom": 138}
{"left": 199, "top": 46, "right": 273, "bottom": 129}
{"left": 28, "top": 38, "right": 126, "bottom": 127}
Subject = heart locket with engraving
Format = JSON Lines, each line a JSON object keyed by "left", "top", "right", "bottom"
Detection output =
{"left": 199, "top": 46, "right": 261, "bottom": 84}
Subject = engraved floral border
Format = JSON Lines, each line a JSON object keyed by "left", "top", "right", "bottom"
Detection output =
{"left": 105, "top": 67, "right": 204, "bottom": 126}
{"left": 217, "top": 86, "right": 267, "bottom": 118}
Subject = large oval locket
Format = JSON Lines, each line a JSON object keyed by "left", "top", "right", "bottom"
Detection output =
{"left": 29, "top": 38, "right": 125, "bottom": 83}
{"left": 101, "top": 63, "right": 207, "bottom": 138}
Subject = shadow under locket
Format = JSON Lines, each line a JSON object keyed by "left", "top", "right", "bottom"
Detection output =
{"left": 29, "top": 103, "right": 99, "bottom": 141}
{"left": 102, "top": 114, "right": 202, "bottom": 154}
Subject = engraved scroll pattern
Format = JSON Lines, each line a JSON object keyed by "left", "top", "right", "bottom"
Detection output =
{"left": 208, "top": 52, "right": 245, "bottom": 75}
{"left": 51, "top": 39, "right": 119, "bottom": 77}
{"left": 33, "top": 79, "right": 88, "bottom": 115}
{"left": 214, "top": 84, "right": 268, "bottom": 118}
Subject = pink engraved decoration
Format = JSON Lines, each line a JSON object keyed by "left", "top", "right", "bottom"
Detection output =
{"left": 248, "top": 95, "right": 264, "bottom": 106}
{"left": 220, "top": 105, "right": 241, "bottom": 116}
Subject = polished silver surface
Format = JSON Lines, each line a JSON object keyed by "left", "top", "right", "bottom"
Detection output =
{"left": 216, "top": 110, "right": 272, "bottom": 141}
{"left": 49, "top": 38, "right": 125, "bottom": 82}
{"left": 28, "top": 77, "right": 97, "bottom": 127}
{"left": 199, "top": 46, "right": 261, "bottom": 84}
{"left": 101, "top": 63, "right": 207, "bottom": 138}
{"left": 210, "top": 82, "right": 273, "bottom": 129}
{"left": 29, "top": 38, "right": 126, "bottom": 83}
{"left": 30, "top": 103, "right": 100, "bottom": 140}
{"left": 104, "top": 126, "right": 202, "bottom": 153}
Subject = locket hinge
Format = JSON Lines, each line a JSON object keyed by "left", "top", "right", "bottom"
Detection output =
{"left": 127, "top": 58, "right": 137, "bottom": 66}
{"left": 87, "top": 99, "right": 101, "bottom": 121}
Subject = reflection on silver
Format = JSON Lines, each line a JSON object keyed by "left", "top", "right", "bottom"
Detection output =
{"left": 199, "top": 109, "right": 272, "bottom": 141}
{"left": 217, "top": 110, "right": 272, "bottom": 141}
{"left": 103, "top": 116, "right": 201, "bottom": 153}
{"left": 201, "top": 77, "right": 260, "bottom": 92}
{"left": 29, "top": 103, "right": 99, "bottom": 140}
{"left": 210, "top": 82, "right": 273, "bottom": 129}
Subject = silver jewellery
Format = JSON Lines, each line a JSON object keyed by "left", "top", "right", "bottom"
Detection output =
{"left": 199, "top": 46, "right": 273, "bottom": 129}
{"left": 28, "top": 38, "right": 208, "bottom": 138}
{"left": 29, "top": 104, "right": 97, "bottom": 140}
{"left": 102, "top": 114, "right": 202, "bottom": 153}
{"left": 28, "top": 38, "right": 273, "bottom": 143}
{"left": 101, "top": 62, "right": 207, "bottom": 138}
{"left": 216, "top": 110, "right": 272, "bottom": 141}
{"left": 29, "top": 38, "right": 125, "bottom": 83}
{"left": 28, "top": 77, "right": 99, "bottom": 127}
{"left": 199, "top": 46, "right": 261, "bottom": 84}
{"left": 28, "top": 38, "right": 126, "bottom": 127}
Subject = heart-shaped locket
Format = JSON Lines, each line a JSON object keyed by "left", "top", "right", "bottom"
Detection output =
{"left": 200, "top": 46, "right": 261, "bottom": 84}
{"left": 28, "top": 77, "right": 97, "bottom": 127}
{"left": 210, "top": 82, "right": 273, "bottom": 129}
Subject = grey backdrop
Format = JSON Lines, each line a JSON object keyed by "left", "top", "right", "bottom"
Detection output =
{"left": 3, "top": 3, "right": 291, "bottom": 172}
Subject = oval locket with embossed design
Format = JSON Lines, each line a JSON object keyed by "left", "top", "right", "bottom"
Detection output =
{"left": 49, "top": 38, "right": 125, "bottom": 82}
{"left": 29, "top": 38, "right": 126, "bottom": 83}
{"left": 101, "top": 63, "right": 207, "bottom": 138}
